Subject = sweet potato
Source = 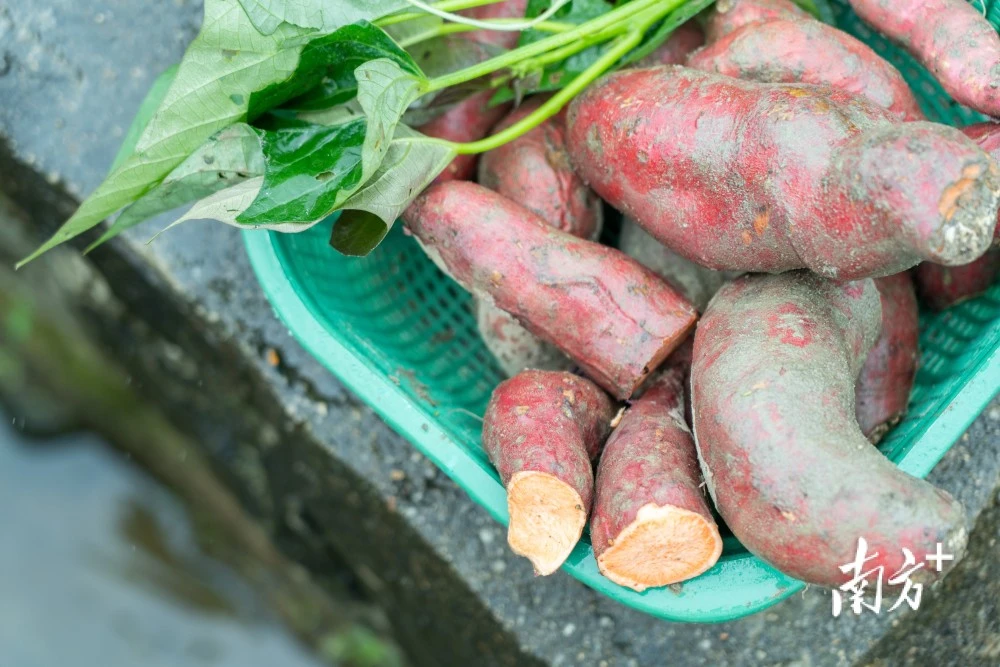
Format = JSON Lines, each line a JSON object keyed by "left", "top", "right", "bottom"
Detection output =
{"left": 479, "top": 97, "right": 603, "bottom": 240}
{"left": 636, "top": 22, "right": 706, "bottom": 67}
{"left": 461, "top": 0, "right": 529, "bottom": 49}
{"left": 591, "top": 365, "right": 722, "bottom": 590}
{"left": 619, "top": 218, "right": 737, "bottom": 311}
{"left": 483, "top": 370, "right": 614, "bottom": 574}
{"left": 417, "top": 90, "right": 510, "bottom": 184}
{"left": 688, "top": 18, "right": 924, "bottom": 121}
{"left": 848, "top": 0, "right": 1000, "bottom": 118}
{"left": 404, "top": 181, "right": 698, "bottom": 398}
{"left": 916, "top": 122, "right": 1000, "bottom": 309}
{"left": 567, "top": 67, "right": 1000, "bottom": 279}
{"left": 691, "top": 272, "right": 967, "bottom": 588}
{"left": 856, "top": 273, "right": 920, "bottom": 443}
{"left": 704, "top": 0, "right": 809, "bottom": 43}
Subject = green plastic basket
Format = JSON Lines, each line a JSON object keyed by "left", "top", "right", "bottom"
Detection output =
{"left": 243, "top": 0, "right": 1000, "bottom": 622}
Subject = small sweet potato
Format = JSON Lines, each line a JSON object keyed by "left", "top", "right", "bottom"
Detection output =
{"left": 404, "top": 181, "right": 698, "bottom": 398}
{"left": 417, "top": 91, "right": 510, "bottom": 184}
{"left": 916, "top": 122, "right": 1000, "bottom": 309}
{"left": 567, "top": 67, "right": 1000, "bottom": 279}
{"left": 688, "top": 18, "right": 924, "bottom": 121}
{"left": 705, "top": 0, "right": 809, "bottom": 43}
{"left": 619, "top": 218, "right": 737, "bottom": 311}
{"left": 636, "top": 22, "right": 706, "bottom": 67}
{"left": 591, "top": 364, "right": 722, "bottom": 591}
{"left": 692, "top": 272, "right": 967, "bottom": 588}
{"left": 461, "top": 0, "right": 529, "bottom": 49}
{"left": 855, "top": 273, "right": 920, "bottom": 443}
{"left": 848, "top": 0, "right": 1000, "bottom": 118}
{"left": 483, "top": 370, "right": 614, "bottom": 574}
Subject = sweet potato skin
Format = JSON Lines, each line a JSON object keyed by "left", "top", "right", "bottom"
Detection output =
{"left": 848, "top": 0, "right": 1000, "bottom": 117}
{"left": 461, "top": 0, "right": 529, "bottom": 49}
{"left": 483, "top": 370, "right": 613, "bottom": 507}
{"left": 855, "top": 273, "right": 920, "bottom": 442}
{"left": 591, "top": 366, "right": 719, "bottom": 572}
{"left": 417, "top": 90, "right": 510, "bottom": 184}
{"left": 636, "top": 22, "right": 706, "bottom": 67}
{"left": 916, "top": 122, "right": 1000, "bottom": 309}
{"left": 567, "top": 67, "right": 1000, "bottom": 279}
{"left": 688, "top": 18, "right": 924, "bottom": 121}
{"left": 692, "top": 272, "right": 967, "bottom": 588}
{"left": 479, "top": 97, "right": 603, "bottom": 239}
{"left": 404, "top": 182, "right": 697, "bottom": 398}
{"left": 705, "top": 0, "right": 809, "bottom": 43}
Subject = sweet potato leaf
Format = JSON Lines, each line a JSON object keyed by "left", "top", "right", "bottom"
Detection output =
{"left": 329, "top": 210, "right": 390, "bottom": 255}
{"left": 88, "top": 124, "right": 265, "bottom": 251}
{"left": 237, "top": 0, "right": 407, "bottom": 35}
{"left": 18, "top": 1, "right": 407, "bottom": 267}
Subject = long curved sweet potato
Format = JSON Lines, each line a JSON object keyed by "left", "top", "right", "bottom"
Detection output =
{"left": 567, "top": 67, "right": 1000, "bottom": 279}
{"left": 688, "top": 18, "right": 924, "bottom": 121}
{"left": 856, "top": 273, "right": 920, "bottom": 443}
{"left": 848, "top": 0, "right": 1000, "bottom": 118}
{"left": 705, "top": 0, "right": 809, "bottom": 43}
{"left": 691, "top": 272, "right": 967, "bottom": 588}
{"left": 404, "top": 181, "right": 698, "bottom": 398}
{"left": 591, "top": 365, "right": 722, "bottom": 591}
{"left": 483, "top": 370, "right": 614, "bottom": 574}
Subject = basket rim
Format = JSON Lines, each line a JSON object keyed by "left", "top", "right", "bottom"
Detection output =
{"left": 243, "top": 226, "right": 1000, "bottom": 623}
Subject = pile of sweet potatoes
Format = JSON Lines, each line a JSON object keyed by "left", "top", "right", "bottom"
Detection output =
{"left": 401, "top": 0, "right": 999, "bottom": 591}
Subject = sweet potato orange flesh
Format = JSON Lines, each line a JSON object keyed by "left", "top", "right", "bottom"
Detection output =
{"left": 704, "top": 0, "right": 809, "bottom": 43}
{"left": 848, "top": 0, "right": 1000, "bottom": 118}
{"left": 591, "top": 366, "right": 722, "bottom": 591}
{"left": 417, "top": 90, "right": 510, "bottom": 184}
{"left": 479, "top": 97, "right": 603, "bottom": 240}
{"left": 483, "top": 370, "right": 614, "bottom": 574}
{"left": 855, "top": 273, "right": 920, "bottom": 443}
{"left": 567, "top": 67, "right": 1000, "bottom": 279}
{"left": 688, "top": 18, "right": 924, "bottom": 121}
{"left": 916, "top": 122, "right": 1000, "bottom": 309}
{"left": 404, "top": 181, "right": 698, "bottom": 398}
{"left": 691, "top": 272, "right": 967, "bottom": 588}
{"left": 460, "top": 0, "right": 529, "bottom": 49}
{"left": 636, "top": 22, "right": 705, "bottom": 67}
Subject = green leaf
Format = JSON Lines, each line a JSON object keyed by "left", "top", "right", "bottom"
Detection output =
{"left": 110, "top": 64, "right": 179, "bottom": 173}
{"left": 169, "top": 176, "right": 268, "bottom": 228}
{"left": 329, "top": 210, "right": 389, "bottom": 255}
{"left": 621, "top": 0, "right": 715, "bottom": 66}
{"left": 238, "top": 58, "right": 426, "bottom": 224}
{"left": 491, "top": 0, "right": 614, "bottom": 105}
{"left": 88, "top": 124, "right": 265, "bottom": 251}
{"left": 19, "top": 2, "right": 406, "bottom": 268}
{"left": 237, "top": 0, "right": 407, "bottom": 35}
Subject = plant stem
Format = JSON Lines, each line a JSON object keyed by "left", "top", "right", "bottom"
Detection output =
{"left": 376, "top": 0, "right": 503, "bottom": 27}
{"left": 512, "top": 21, "right": 624, "bottom": 74}
{"left": 451, "top": 29, "right": 644, "bottom": 155}
{"left": 421, "top": 0, "right": 678, "bottom": 93}
{"left": 398, "top": 19, "right": 572, "bottom": 48}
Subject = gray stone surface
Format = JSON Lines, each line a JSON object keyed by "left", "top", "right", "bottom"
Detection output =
{"left": 2, "top": 1, "right": 1000, "bottom": 666}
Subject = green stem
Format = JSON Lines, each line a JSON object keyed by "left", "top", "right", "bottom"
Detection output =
{"left": 452, "top": 29, "right": 644, "bottom": 155}
{"left": 398, "top": 19, "right": 572, "bottom": 48}
{"left": 421, "top": 0, "right": 681, "bottom": 93}
{"left": 376, "top": 0, "right": 503, "bottom": 27}
{"left": 513, "top": 21, "right": 624, "bottom": 74}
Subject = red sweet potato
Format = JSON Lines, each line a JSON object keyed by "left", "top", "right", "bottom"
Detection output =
{"left": 916, "top": 122, "right": 1000, "bottom": 309}
{"left": 567, "top": 67, "right": 1000, "bottom": 279}
{"left": 705, "top": 0, "right": 809, "bottom": 43}
{"left": 636, "top": 22, "right": 706, "bottom": 67}
{"left": 483, "top": 370, "right": 614, "bottom": 574}
{"left": 460, "top": 0, "right": 529, "bottom": 49}
{"left": 591, "top": 365, "right": 722, "bottom": 590}
{"left": 855, "top": 273, "right": 920, "bottom": 443}
{"left": 691, "top": 271, "right": 967, "bottom": 588}
{"left": 417, "top": 90, "right": 510, "bottom": 184}
{"left": 688, "top": 18, "right": 924, "bottom": 121}
{"left": 479, "top": 97, "right": 603, "bottom": 240}
{"left": 848, "top": 0, "right": 1000, "bottom": 118}
{"left": 404, "top": 181, "right": 698, "bottom": 398}
{"left": 619, "top": 218, "right": 738, "bottom": 311}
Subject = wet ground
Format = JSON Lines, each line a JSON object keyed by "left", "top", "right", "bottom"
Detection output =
{"left": 0, "top": 414, "right": 325, "bottom": 667}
